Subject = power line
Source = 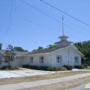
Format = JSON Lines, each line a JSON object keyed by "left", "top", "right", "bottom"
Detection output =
{"left": 15, "top": 16, "right": 85, "bottom": 40}
{"left": 0, "top": 10, "right": 85, "bottom": 40}
{"left": 0, "top": 10, "right": 56, "bottom": 32}
{"left": 20, "top": 0, "right": 90, "bottom": 38}
{"left": 6, "top": 0, "right": 13, "bottom": 35}
{"left": 40, "top": 0, "right": 90, "bottom": 27}
{"left": 15, "top": 16, "right": 56, "bottom": 31}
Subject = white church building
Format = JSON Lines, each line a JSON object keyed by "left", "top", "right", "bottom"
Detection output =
{"left": 0, "top": 34, "right": 83, "bottom": 68}
{"left": 0, "top": 17, "right": 83, "bottom": 68}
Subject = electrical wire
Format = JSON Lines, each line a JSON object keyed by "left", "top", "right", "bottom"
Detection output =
{"left": 6, "top": 0, "right": 13, "bottom": 34}
{"left": 20, "top": 0, "right": 90, "bottom": 38}
{"left": 0, "top": 10, "right": 85, "bottom": 40}
{"left": 40, "top": 0, "right": 90, "bottom": 27}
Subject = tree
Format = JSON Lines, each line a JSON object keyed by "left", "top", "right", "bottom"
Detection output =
{"left": 14, "top": 46, "right": 28, "bottom": 52}
{"left": 32, "top": 44, "right": 57, "bottom": 52}
{"left": 37, "top": 46, "right": 43, "bottom": 50}
{"left": 3, "top": 45, "right": 15, "bottom": 67}
{"left": 0, "top": 43, "right": 2, "bottom": 50}
{"left": 47, "top": 44, "right": 56, "bottom": 49}
{"left": 32, "top": 46, "right": 43, "bottom": 52}
{"left": 74, "top": 40, "right": 90, "bottom": 60}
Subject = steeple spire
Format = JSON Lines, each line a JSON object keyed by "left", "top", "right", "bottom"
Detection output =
{"left": 62, "top": 15, "right": 64, "bottom": 36}
{"left": 54, "top": 16, "right": 73, "bottom": 48}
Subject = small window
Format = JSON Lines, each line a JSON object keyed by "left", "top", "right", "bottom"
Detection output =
{"left": 30, "top": 57, "right": 33, "bottom": 63}
{"left": 56, "top": 55, "right": 62, "bottom": 63}
{"left": 39, "top": 56, "right": 44, "bottom": 63}
{"left": 75, "top": 56, "right": 79, "bottom": 63}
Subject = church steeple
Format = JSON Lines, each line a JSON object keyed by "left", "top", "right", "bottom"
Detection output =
{"left": 62, "top": 15, "right": 64, "bottom": 36}
{"left": 54, "top": 16, "right": 73, "bottom": 48}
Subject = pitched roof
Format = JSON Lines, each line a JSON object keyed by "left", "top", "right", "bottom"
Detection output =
{"left": 26, "top": 46, "right": 67, "bottom": 55}
{"left": 0, "top": 50, "right": 28, "bottom": 56}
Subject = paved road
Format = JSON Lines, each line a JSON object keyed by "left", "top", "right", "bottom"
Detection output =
{"left": 0, "top": 73, "right": 90, "bottom": 90}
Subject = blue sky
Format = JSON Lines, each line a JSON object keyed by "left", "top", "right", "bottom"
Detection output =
{"left": 0, "top": 0, "right": 90, "bottom": 51}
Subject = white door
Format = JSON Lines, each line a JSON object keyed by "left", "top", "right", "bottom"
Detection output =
{"left": 65, "top": 56, "right": 72, "bottom": 65}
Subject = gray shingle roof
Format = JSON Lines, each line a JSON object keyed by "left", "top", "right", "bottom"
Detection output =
{"left": 0, "top": 46, "right": 67, "bottom": 56}
{"left": 26, "top": 46, "right": 67, "bottom": 55}
{"left": 0, "top": 50, "right": 28, "bottom": 56}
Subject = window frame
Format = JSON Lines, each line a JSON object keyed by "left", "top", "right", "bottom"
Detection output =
{"left": 56, "top": 55, "right": 62, "bottom": 63}
{"left": 30, "top": 57, "right": 33, "bottom": 63}
{"left": 39, "top": 56, "right": 44, "bottom": 63}
{"left": 75, "top": 56, "right": 79, "bottom": 63}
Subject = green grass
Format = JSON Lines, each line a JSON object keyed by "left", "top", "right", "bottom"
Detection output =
{"left": 84, "top": 66, "right": 90, "bottom": 70}
{"left": 86, "top": 66, "right": 90, "bottom": 70}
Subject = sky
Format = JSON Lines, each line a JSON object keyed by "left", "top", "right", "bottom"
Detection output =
{"left": 0, "top": 0, "right": 90, "bottom": 51}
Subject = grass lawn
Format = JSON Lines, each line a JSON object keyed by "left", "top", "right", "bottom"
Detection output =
{"left": 83, "top": 66, "right": 90, "bottom": 70}
{"left": 24, "top": 76, "right": 90, "bottom": 90}
{"left": 86, "top": 66, "right": 90, "bottom": 70}
{"left": 0, "top": 71, "right": 90, "bottom": 85}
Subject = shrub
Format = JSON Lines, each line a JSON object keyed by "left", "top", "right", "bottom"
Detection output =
{"left": 30, "top": 66, "right": 39, "bottom": 69}
{"left": 60, "top": 67, "right": 67, "bottom": 71}
{"left": 74, "top": 65, "right": 83, "bottom": 69}
{"left": 64, "top": 65, "right": 72, "bottom": 70}
{"left": 38, "top": 66, "right": 48, "bottom": 70}
{"left": 82, "top": 65, "right": 86, "bottom": 69}
{"left": 9, "top": 66, "right": 15, "bottom": 70}
{"left": 1, "top": 66, "right": 8, "bottom": 70}
{"left": 22, "top": 65, "right": 29, "bottom": 68}
{"left": 28, "top": 65, "right": 31, "bottom": 69}
{"left": 82, "top": 64, "right": 88, "bottom": 68}
{"left": 47, "top": 66, "right": 59, "bottom": 71}
{"left": 14, "top": 66, "right": 19, "bottom": 70}
{"left": 1, "top": 66, "right": 19, "bottom": 70}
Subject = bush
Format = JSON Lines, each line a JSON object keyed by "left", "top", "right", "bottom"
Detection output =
{"left": 23, "top": 65, "right": 48, "bottom": 70}
{"left": 74, "top": 65, "right": 83, "bottom": 69}
{"left": 82, "top": 64, "right": 88, "bottom": 68}
{"left": 47, "top": 66, "right": 59, "bottom": 71}
{"left": 64, "top": 65, "right": 72, "bottom": 70}
{"left": 38, "top": 66, "right": 48, "bottom": 70}
{"left": 60, "top": 67, "right": 67, "bottom": 71}
{"left": 22, "top": 65, "right": 67, "bottom": 71}
{"left": 1, "top": 66, "right": 8, "bottom": 70}
{"left": 9, "top": 66, "right": 15, "bottom": 70}
{"left": 30, "top": 66, "right": 39, "bottom": 69}
{"left": 82, "top": 65, "right": 86, "bottom": 69}
{"left": 22, "top": 65, "right": 29, "bottom": 68}
{"left": 14, "top": 66, "right": 19, "bottom": 70}
{"left": 1, "top": 66, "right": 19, "bottom": 70}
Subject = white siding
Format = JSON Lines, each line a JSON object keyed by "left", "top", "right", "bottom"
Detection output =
{"left": 51, "top": 47, "right": 81, "bottom": 67}
{"left": 0, "top": 58, "right": 22, "bottom": 67}
{"left": 22, "top": 54, "right": 51, "bottom": 67}
{"left": 0, "top": 46, "right": 82, "bottom": 68}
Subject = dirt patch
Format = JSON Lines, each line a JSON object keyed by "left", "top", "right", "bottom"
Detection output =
{"left": 0, "top": 71, "right": 89, "bottom": 85}
{"left": 20, "top": 76, "right": 90, "bottom": 90}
